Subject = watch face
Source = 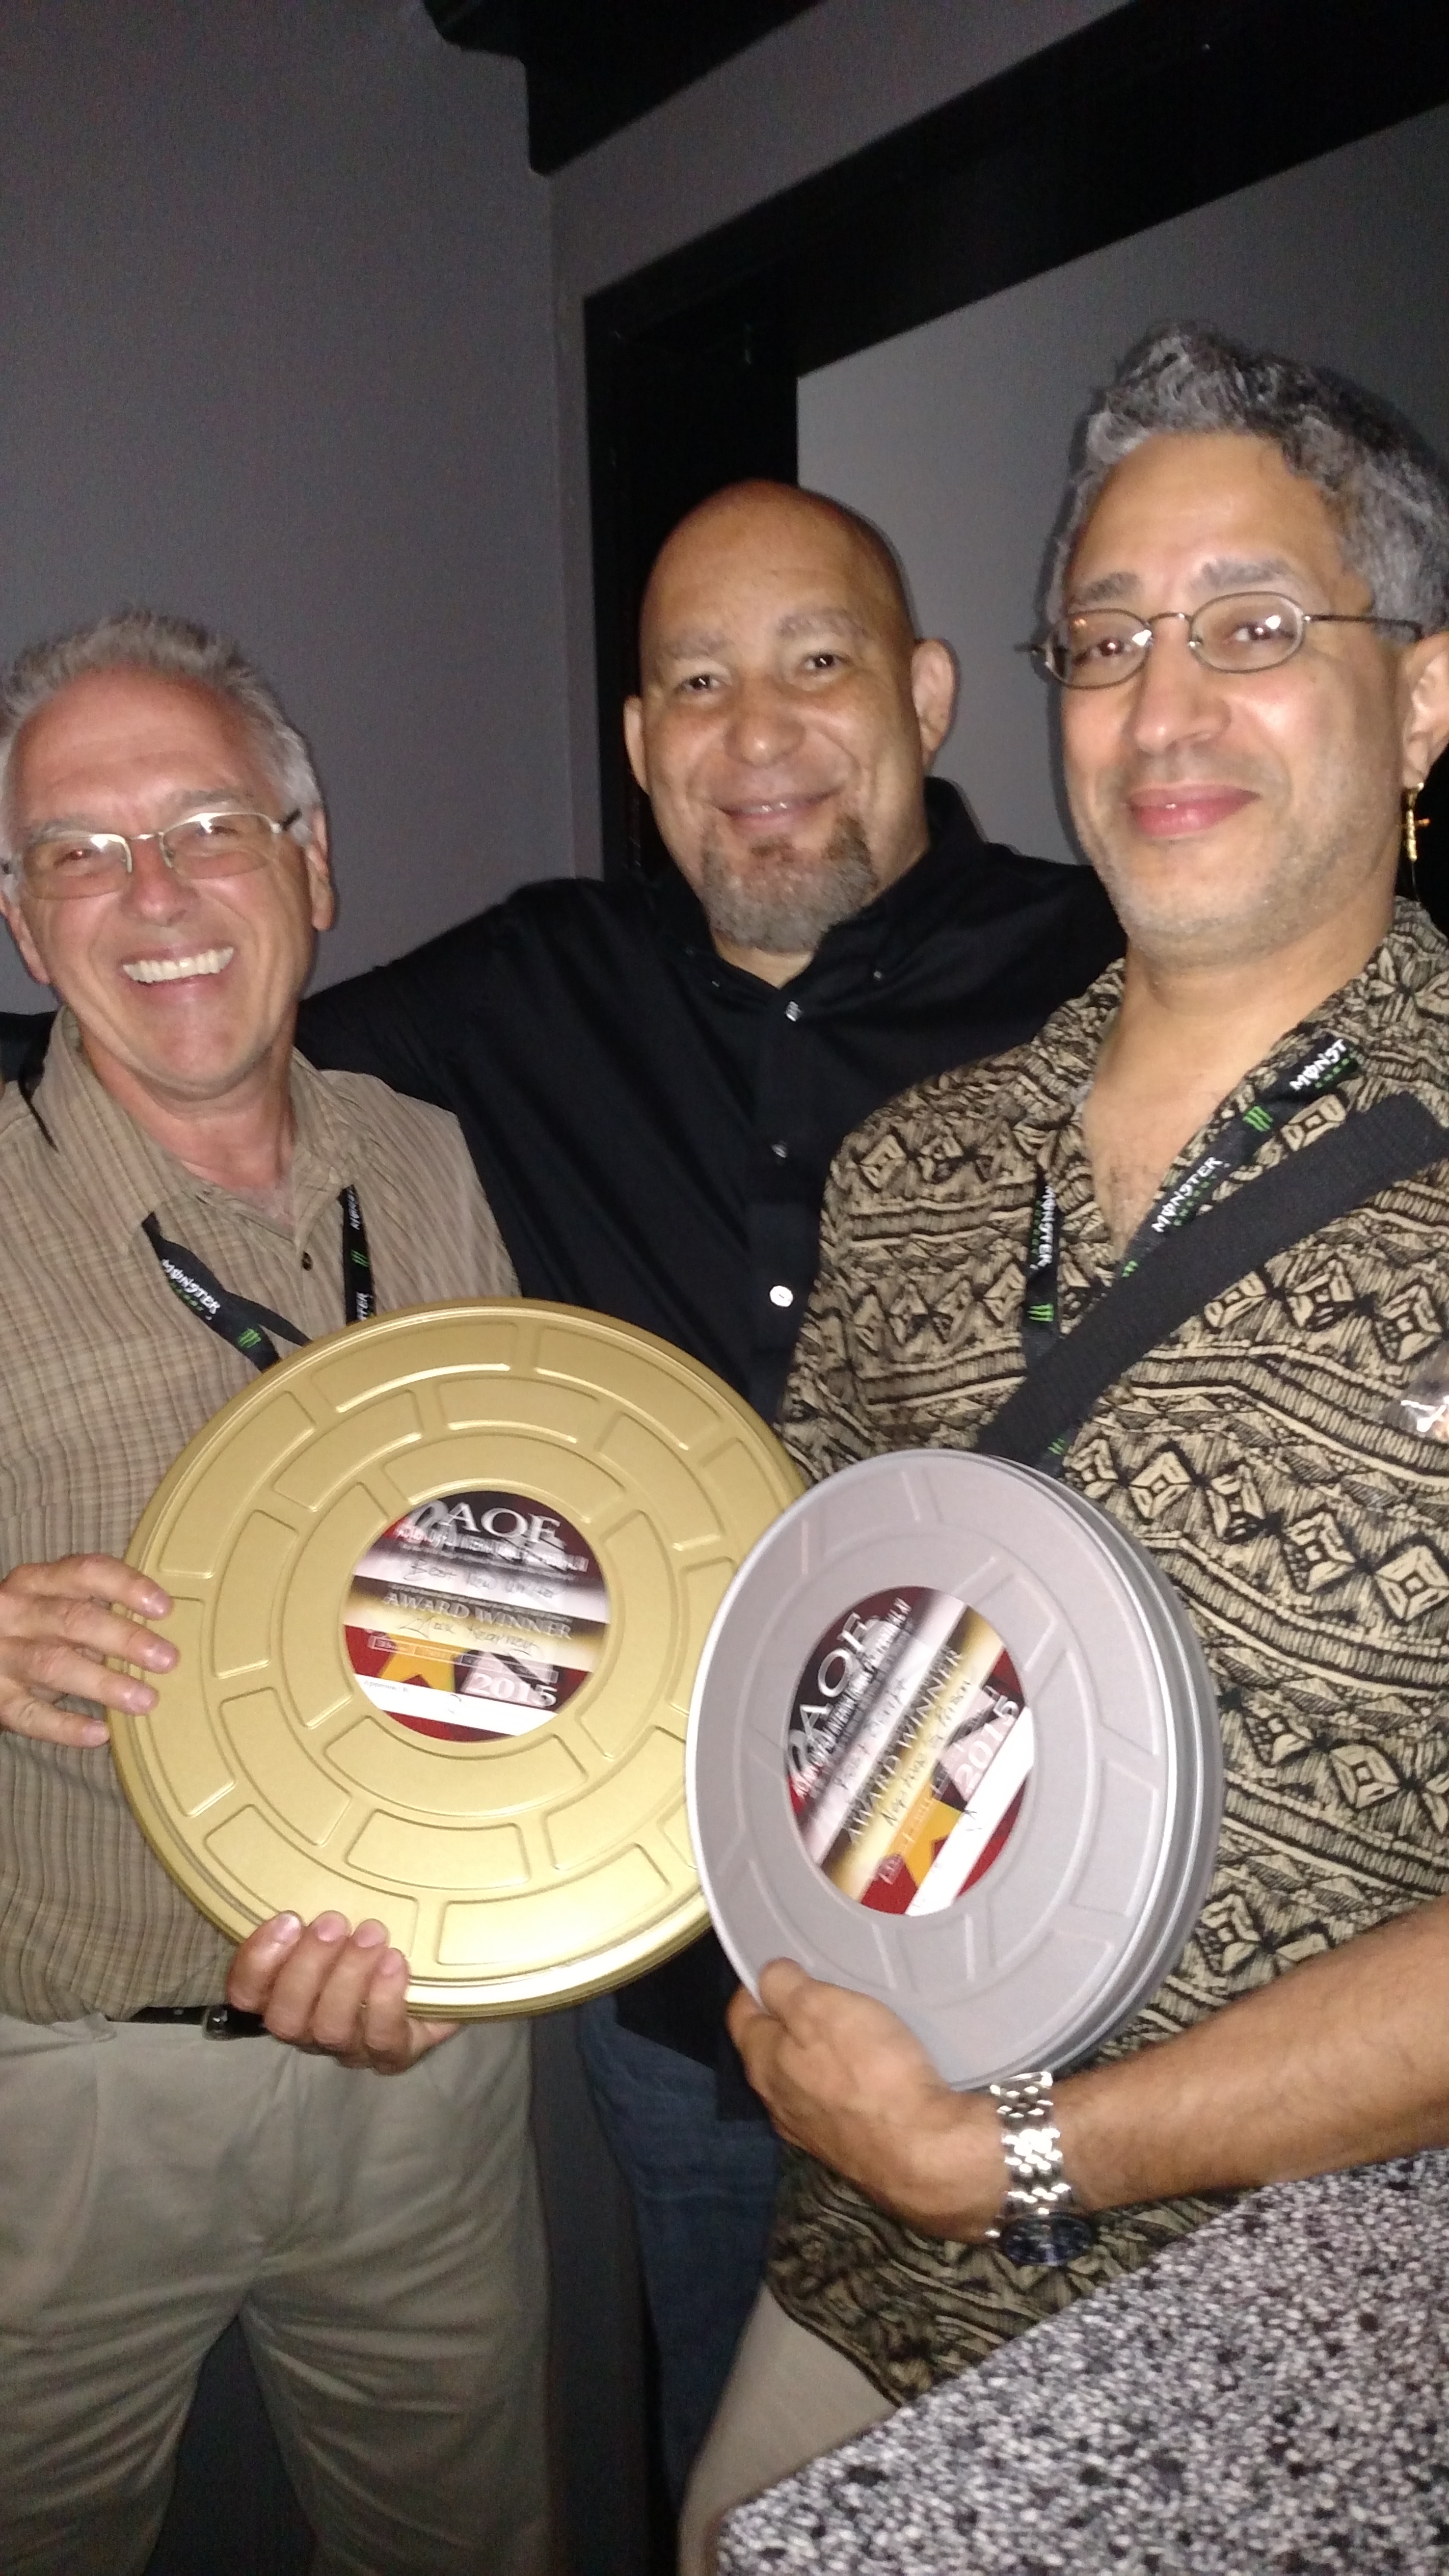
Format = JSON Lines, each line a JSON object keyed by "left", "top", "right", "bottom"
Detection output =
{"left": 997, "top": 2210, "right": 1097, "bottom": 2270}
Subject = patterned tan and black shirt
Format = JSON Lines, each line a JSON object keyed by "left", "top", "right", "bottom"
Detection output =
{"left": 773, "top": 901, "right": 1449, "bottom": 2403}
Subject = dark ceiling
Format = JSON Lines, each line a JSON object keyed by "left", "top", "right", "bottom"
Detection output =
{"left": 421, "top": 0, "right": 824, "bottom": 171}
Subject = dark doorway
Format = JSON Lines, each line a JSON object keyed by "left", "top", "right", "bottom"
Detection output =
{"left": 586, "top": 0, "right": 1449, "bottom": 880}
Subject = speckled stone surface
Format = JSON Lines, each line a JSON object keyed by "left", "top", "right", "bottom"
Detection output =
{"left": 719, "top": 2154, "right": 1449, "bottom": 2575}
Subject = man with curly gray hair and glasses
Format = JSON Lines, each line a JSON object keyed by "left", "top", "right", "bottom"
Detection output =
{"left": 680, "top": 327, "right": 1449, "bottom": 2572}
{"left": 0, "top": 611, "right": 547, "bottom": 2576}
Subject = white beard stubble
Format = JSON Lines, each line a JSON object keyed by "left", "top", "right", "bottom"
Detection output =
{"left": 698, "top": 812, "right": 879, "bottom": 954}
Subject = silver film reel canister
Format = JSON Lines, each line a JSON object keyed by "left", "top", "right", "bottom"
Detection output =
{"left": 687, "top": 1451, "right": 1223, "bottom": 2201}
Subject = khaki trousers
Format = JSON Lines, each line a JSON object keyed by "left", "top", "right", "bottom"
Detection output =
{"left": 0, "top": 2010, "right": 548, "bottom": 2576}
{"left": 678, "top": 2289, "right": 892, "bottom": 2575}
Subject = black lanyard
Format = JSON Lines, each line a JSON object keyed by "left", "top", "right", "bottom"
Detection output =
{"left": 142, "top": 1183, "right": 375, "bottom": 1372}
{"left": 15, "top": 1056, "right": 376, "bottom": 1372}
{"left": 1021, "top": 1030, "right": 1358, "bottom": 1371}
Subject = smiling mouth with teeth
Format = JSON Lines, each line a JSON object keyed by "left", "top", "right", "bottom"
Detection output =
{"left": 728, "top": 794, "right": 823, "bottom": 818}
{"left": 122, "top": 946, "right": 236, "bottom": 984}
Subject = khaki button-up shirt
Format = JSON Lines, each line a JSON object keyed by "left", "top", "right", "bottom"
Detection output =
{"left": 0, "top": 1016, "right": 514, "bottom": 2022}
{"left": 773, "top": 903, "right": 1449, "bottom": 2402}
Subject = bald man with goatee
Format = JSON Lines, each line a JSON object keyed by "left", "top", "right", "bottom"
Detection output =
{"left": 0, "top": 481, "right": 1124, "bottom": 2511}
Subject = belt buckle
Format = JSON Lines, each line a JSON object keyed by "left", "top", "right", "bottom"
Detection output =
{"left": 202, "top": 2003, "right": 253, "bottom": 2040}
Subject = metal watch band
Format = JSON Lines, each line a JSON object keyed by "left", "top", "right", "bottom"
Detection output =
{"left": 985, "top": 2068, "right": 1095, "bottom": 2268}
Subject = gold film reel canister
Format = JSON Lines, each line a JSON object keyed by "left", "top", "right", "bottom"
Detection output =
{"left": 116, "top": 1301, "right": 801, "bottom": 2013}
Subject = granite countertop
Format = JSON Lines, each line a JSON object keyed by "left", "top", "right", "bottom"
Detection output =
{"left": 719, "top": 2151, "right": 1449, "bottom": 2575}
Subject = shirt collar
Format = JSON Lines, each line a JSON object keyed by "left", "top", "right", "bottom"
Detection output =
{"left": 30, "top": 1011, "right": 363, "bottom": 1252}
{"left": 1007, "top": 900, "right": 1449, "bottom": 1151}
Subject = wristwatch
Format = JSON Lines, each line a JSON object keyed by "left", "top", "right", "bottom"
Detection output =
{"left": 985, "top": 2069, "right": 1096, "bottom": 2269}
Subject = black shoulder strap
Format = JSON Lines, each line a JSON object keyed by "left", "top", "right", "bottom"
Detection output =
{"left": 976, "top": 1093, "right": 1449, "bottom": 1471}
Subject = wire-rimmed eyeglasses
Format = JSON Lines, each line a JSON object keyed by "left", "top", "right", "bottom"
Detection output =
{"left": 10, "top": 806, "right": 305, "bottom": 900}
{"left": 1027, "top": 590, "right": 1423, "bottom": 689}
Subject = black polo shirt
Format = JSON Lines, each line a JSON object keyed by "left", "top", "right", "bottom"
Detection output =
{"left": 292, "top": 783, "right": 1121, "bottom": 1423}
{"left": 0, "top": 783, "right": 1122, "bottom": 2068}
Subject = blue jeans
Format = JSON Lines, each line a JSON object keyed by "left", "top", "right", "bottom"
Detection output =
{"left": 577, "top": 1996, "right": 781, "bottom": 2505}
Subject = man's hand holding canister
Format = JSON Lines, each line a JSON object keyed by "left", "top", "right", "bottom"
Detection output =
{"left": 227, "top": 1911, "right": 461, "bottom": 2073}
{"left": 0, "top": 1553, "right": 176, "bottom": 1747}
{"left": 728, "top": 1959, "right": 1016, "bottom": 2240}
{"left": 0, "top": 1554, "right": 456, "bottom": 2071}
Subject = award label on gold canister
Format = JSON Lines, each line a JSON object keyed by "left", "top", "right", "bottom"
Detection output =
{"left": 114, "top": 1300, "right": 802, "bottom": 2015}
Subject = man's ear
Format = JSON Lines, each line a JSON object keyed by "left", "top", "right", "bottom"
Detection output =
{"left": 910, "top": 640, "right": 957, "bottom": 767}
{"left": 623, "top": 697, "right": 649, "bottom": 795}
{"left": 1402, "top": 629, "right": 1449, "bottom": 787}
{"left": 0, "top": 884, "right": 54, "bottom": 987}
{"left": 298, "top": 809, "right": 335, "bottom": 934}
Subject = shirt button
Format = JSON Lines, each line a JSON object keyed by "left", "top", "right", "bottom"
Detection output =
{"left": 784, "top": 1000, "right": 802, "bottom": 1022}
{"left": 769, "top": 1283, "right": 795, "bottom": 1308}
{"left": 771, "top": 1140, "right": 789, "bottom": 1160}
{"left": 300, "top": 1251, "right": 313, "bottom": 1270}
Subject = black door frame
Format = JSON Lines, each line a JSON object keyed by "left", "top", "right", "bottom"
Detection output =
{"left": 585, "top": 0, "right": 1449, "bottom": 880}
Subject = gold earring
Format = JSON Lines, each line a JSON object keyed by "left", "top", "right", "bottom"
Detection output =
{"left": 1403, "top": 783, "right": 1427, "bottom": 898}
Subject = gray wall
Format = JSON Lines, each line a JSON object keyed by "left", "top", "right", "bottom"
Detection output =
{"left": 799, "top": 101, "right": 1449, "bottom": 868}
{"left": 549, "top": 0, "right": 1133, "bottom": 883}
{"left": 0, "top": 0, "right": 567, "bottom": 1014}
{"left": 0, "top": 0, "right": 1138, "bottom": 1019}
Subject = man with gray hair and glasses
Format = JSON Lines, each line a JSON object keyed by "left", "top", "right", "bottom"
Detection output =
{"left": 680, "top": 327, "right": 1449, "bottom": 2570}
{"left": 0, "top": 611, "right": 547, "bottom": 2576}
